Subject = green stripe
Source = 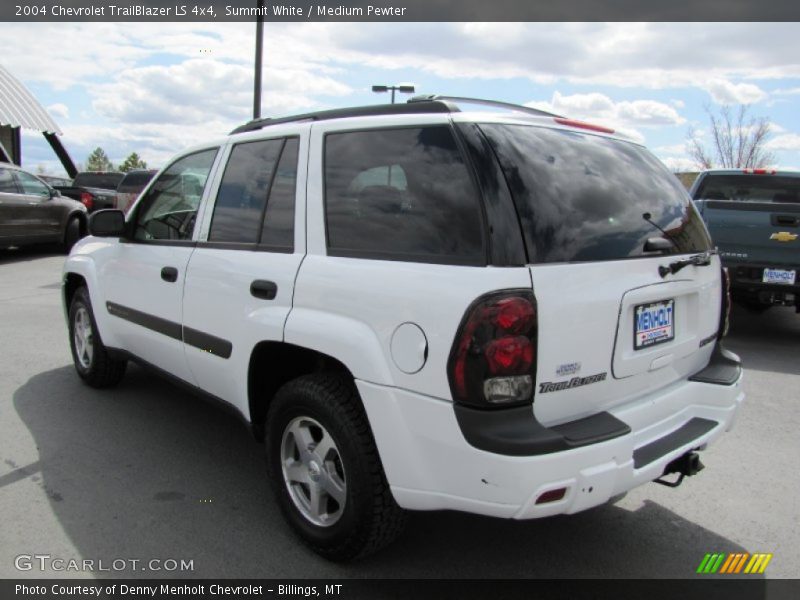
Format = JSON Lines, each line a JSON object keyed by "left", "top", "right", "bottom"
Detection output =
{"left": 709, "top": 554, "right": 726, "bottom": 573}
{"left": 697, "top": 554, "right": 713, "bottom": 573}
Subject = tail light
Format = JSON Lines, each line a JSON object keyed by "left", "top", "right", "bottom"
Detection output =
{"left": 80, "top": 192, "right": 94, "bottom": 211}
{"left": 447, "top": 290, "right": 538, "bottom": 408}
{"left": 718, "top": 267, "right": 731, "bottom": 339}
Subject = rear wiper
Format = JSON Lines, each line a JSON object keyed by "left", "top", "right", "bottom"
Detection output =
{"left": 658, "top": 249, "right": 717, "bottom": 278}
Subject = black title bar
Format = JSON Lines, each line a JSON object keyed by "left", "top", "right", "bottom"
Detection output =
{"left": 4, "top": 0, "right": 800, "bottom": 22}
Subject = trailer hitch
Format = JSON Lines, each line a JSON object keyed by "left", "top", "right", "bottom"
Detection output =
{"left": 654, "top": 452, "right": 705, "bottom": 488}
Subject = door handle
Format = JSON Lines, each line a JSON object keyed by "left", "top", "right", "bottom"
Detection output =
{"left": 161, "top": 266, "right": 179, "bottom": 282}
{"left": 250, "top": 279, "right": 277, "bottom": 300}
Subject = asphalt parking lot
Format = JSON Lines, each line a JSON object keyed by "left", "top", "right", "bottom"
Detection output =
{"left": 1, "top": 246, "right": 798, "bottom": 580}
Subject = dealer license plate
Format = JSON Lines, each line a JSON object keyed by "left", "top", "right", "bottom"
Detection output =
{"left": 762, "top": 268, "right": 796, "bottom": 285}
{"left": 634, "top": 299, "right": 675, "bottom": 350}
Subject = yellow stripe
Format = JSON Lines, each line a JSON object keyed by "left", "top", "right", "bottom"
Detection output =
{"left": 734, "top": 553, "right": 749, "bottom": 574}
{"left": 744, "top": 555, "right": 758, "bottom": 574}
{"left": 749, "top": 554, "right": 765, "bottom": 574}
{"left": 720, "top": 554, "right": 736, "bottom": 574}
{"left": 757, "top": 554, "right": 773, "bottom": 574}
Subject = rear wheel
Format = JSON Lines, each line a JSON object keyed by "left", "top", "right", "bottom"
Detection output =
{"left": 62, "top": 217, "right": 82, "bottom": 253}
{"left": 68, "top": 286, "right": 127, "bottom": 388}
{"left": 266, "top": 373, "right": 406, "bottom": 561}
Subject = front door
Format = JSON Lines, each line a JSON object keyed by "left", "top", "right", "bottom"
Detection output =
{"left": 98, "top": 148, "right": 221, "bottom": 384}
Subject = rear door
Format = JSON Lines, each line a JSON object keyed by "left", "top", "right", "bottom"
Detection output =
{"left": 182, "top": 128, "right": 307, "bottom": 412}
{"left": 479, "top": 123, "right": 721, "bottom": 426}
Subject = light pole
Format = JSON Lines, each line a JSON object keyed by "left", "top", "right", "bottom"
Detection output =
{"left": 371, "top": 84, "right": 416, "bottom": 104}
{"left": 253, "top": 5, "right": 264, "bottom": 120}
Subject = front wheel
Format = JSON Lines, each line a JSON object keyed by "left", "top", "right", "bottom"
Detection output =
{"left": 68, "top": 286, "right": 127, "bottom": 388}
{"left": 266, "top": 373, "right": 406, "bottom": 561}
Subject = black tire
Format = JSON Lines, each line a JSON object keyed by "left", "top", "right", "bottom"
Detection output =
{"left": 62, "top": 216, "right": 82, "bottom": 254}
{"left": 266, "top": 373, "right": 406, "bottom": 561}
{"left": 68, "top": 286, "right": 127, "bottom": 388}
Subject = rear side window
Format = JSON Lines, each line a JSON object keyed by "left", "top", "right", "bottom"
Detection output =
{"left": 0, "top": 168, "right": 19, "bottom": 193}
{"left": 260, "top": 138, "right": 298, "bottom": 250}
{"left": 73, "top": 173, "right": 124, "bottom": 190}
{"left": 324, "top": 126, "right": 485, "bottom": 265}
{"left": 208, "top": 137, "right": 298, "bottom": 250}
{"left": 480, "top": 124, "right": 712, "bottom": 263}
{"left": 209, "top": 139, "right": 284, "bottom": 244}
{"left": 693, "top": 174, "right": 800, "bottom": 203}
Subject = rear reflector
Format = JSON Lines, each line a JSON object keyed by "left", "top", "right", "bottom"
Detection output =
{"left": 536, "top": 487, "right": 567, "bottom": 504}
{"left": 553, "top": 117, "right": 614, "bottom": 134}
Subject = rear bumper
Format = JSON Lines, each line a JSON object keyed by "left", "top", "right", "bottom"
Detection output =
{"left": 358, "top": 347, "right": 744, "bottom": 519}
{"left": 726, "top": 262, "right": 800, "bottom": 294}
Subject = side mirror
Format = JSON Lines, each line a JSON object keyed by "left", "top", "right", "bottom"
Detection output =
{"left": 50, "top": 187, "right": 61, "bottom": 198}
{"left": 89, "top": 209, "right": 126, "bottom": 237}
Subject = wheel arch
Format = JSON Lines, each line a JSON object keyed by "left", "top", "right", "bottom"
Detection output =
{"left": 247, "top": 341, "right": 353, "bottom": 441}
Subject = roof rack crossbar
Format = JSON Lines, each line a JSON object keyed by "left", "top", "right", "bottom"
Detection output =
{"left": 230, "top": 100, "right": 454, "bottom": 134}
{"left": 408, "top": 94, "right": 562, "bottom": 118}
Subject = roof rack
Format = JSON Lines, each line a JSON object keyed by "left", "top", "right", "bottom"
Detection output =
{"left": 230, "top": 100, "right": 455, "bottom": 134}
{"left": 229, "top": 94, "right": 560, "bottom": 135}
{"left": 408, "top": 94, "right": 562, "bottom": 118}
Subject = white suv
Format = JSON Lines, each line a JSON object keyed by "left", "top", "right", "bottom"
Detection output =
{"left": 63, "top": 96, "right": 744, "bottom": 561}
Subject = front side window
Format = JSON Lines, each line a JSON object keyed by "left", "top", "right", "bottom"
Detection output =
{"left": 324, "top": 126, "right": 485, "bottom": 264}
{"left": 480, "top": 124, "right": 712, "bottom": 263}
{"left": 14, "top": 171, "right": 50, "bottom": 197}
{"left": 133, "top": 149, "right": 217, "bottom": 241}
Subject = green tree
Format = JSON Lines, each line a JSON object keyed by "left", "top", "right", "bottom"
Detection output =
{"left": 85, "top": 147, "right": 115, "bottom": 172}
{"left": 118, "top": 152, "right": 148, "bottom": 173}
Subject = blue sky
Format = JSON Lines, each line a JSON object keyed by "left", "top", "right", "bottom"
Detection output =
{"left": 2, "top": 22, "right": 799, "bottom": 175}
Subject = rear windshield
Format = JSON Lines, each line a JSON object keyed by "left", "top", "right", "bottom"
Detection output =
{"left": 480, "top": 124, "right": 712, "bottom": 263}
{"left": 117, "top": 171, "right": 155, "bottom": 192}
{"left": 693, "top": 174, "right": 800, "bottom": 203}
{"left": 73, "top": 172, "right": 124, "bottom": 190}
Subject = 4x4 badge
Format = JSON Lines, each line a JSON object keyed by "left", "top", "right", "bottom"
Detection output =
{"left": 770, "top": 231, "right": 798, "bottom": 242}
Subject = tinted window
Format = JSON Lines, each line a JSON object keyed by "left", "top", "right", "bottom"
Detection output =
{"left": 694, "top": 174, "right": 800, "bottom": 203}
{"left": 0, "top": 168, "right": 19, "bottom": 193}
{"left": 117, "top": 171, "right": 156, "bottom": 193}
{"left": 14, "top": 170, "right": 50, "bottom": 196}
{"left": 73, "top": 173, "right": 124, "bottom": 190}
{"left": 480, "top": 124, "right": 712, "bottom": 263}
{"left": 261, "top": 138, "right": 298, "bottom": 250}
{"left": 324, "top": 126, "right": 484, "bottom": 264}
{"left": 209, "top": 139, "right": 283, "bottom": 243}
{"left": 133, "top": 149, "right": 217, "bottom": 241}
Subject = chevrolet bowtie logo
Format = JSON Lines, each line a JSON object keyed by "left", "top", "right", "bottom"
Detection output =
{"left": 770, "top": 231, "right": 798, "bottom": 242}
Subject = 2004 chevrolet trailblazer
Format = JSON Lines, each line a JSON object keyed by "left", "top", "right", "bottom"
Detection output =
{"left": 62, "top": 96, "right": 744, "bottom": 560}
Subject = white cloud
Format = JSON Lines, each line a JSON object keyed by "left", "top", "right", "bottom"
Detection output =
{"left": 654, "top": 143, "right": 688, "bottom": 155}
{"left": 46, "top": 103, "right": 69, "bottom": 120}
{"left": 703, "top": 78, "right": 767, "bottom": 105}
{"left": 660, "top": 157, "right": 701, "bottom": 172}
{"left": 766, "top": 134, "right": 800, "bottom": 152}
{"left": 526, "top": 91, "right": 685, "bottom": 144}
